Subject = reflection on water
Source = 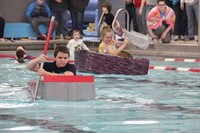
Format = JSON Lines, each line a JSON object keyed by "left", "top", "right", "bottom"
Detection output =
{"left": 1, "top": 114, "right": 95, "bottom": 133}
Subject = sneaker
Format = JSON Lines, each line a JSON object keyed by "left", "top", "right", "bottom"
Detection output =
{"left": 174, "top": 35, "right": 179, "bottom": 41}
{"left": 64, "top": 35, "right": 71, "bottom": 40}
{"left": 189, "top": 37, "right": 195, "bottom": 41}
{"left": 180, "top": 35, "right": 185, "bottom": 41}
{"left": 55, "top": 35, "right": 60, "bottom": 39}
{"left": 38, "top": 34, "right": 46, "bottom": 40}
{"left": 153, "top": 38, "right": 159, "bottom": 43}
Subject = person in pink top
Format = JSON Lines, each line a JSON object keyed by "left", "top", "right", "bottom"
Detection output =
{"left": 147, "top": 0, "right": 175, "bottom": 43}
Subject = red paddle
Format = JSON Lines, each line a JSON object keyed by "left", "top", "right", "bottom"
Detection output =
{"left": 33, "top": 16, "right": 55, "bottom": 101}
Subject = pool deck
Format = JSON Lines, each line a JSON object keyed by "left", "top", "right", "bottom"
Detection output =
{"left": 0, "top": 37, "right": 200, "bottom": 58}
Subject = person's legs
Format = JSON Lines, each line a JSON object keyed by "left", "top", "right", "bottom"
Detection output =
{"left": 154, "top": 26, "right": 165, "bottom": 37}
{"left": 32, "top": 17, "right": 58, "bottom": 39}
{"left": 125, "top": 4, "right": 139, "bottom": 32}
{"left": 193, "top": 2, "right": 199, "bottom": 24}
{"left": 60, "top": 10, "right": 69, "bottom": 36}
{"left": 162, "top": 31, "right": 171, "bottom": 43}
{"left": 0, "top": 17, "right": 5, "bottom": 38}
{"left": 180, "top": 3, "right": 187, "bottom": 39}
{"left": 153, "top": 25, "right": 170, "bottom": 43}
{"left": 146, "top": 5, "right": 155, "bottom": 35}
{"left": 70, "top": 11, "right": 78, "bottom": 31}
{"left": 30, "top": 18, "right": 42, "bottom": 36}
{"left": 125, "top": 5, "right": 132, "bottom": 31}
{"left": 135, "top": 7, "right": 147, "bottom": 34}
{"left": 76, "top": 10, "right": 84, "bottom": 34}
{"left": 52, "top": 11, "right": 61, "bottom": 36}
{"left": 41, "top": 18, "right": 58, "bottom": 36}
{"left": 172, "top": 4, "right": 181, "bottom": 38}
{"left": 186, "top": 5, "right": 195, "bottom": 39}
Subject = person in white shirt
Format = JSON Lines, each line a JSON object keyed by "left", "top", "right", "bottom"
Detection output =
{"left": 66, "top": 30, "right": 90, "bottom": 60}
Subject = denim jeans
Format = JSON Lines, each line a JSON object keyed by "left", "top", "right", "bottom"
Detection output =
{"left": 52, "top": 10, "right": 69, "bottom": 36}
{"left": 70, "top": 10, "right": 85, "bottom": 34}
{"left": 185, "top": 2, "right": 199, "bottom": 38}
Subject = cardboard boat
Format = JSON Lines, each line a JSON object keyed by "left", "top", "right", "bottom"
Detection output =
{"left": 28, "top": 75, "right": 95, "bottom": 101}
{"left": 75, "top": 50, "right": 149, "bottom": 75}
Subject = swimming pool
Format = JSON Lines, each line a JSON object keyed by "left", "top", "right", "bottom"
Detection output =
{"left": 0, "top": 56, "right": 200, "bottom": 133}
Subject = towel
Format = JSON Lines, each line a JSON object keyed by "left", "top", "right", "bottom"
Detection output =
{"left": 147, "top": 6, "right": 175, "bottom": 31}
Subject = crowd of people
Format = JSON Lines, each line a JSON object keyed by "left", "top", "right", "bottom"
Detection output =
{"left": 0, "top": 0, "right": 89, "bottom": 41}
{"left": 26, "top": 0, "right": 89, "bottom": 40}
{"left": 122, "top": 0, "right": 199, "bottom": 43}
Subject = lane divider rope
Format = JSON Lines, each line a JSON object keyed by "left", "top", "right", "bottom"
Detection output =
{"left": 1, "top": 54, "right": 200, "bottom": 73}
{"left": 0, "top": 54, "right": 74, "bottom": 63}
{"left": 149, "top": 66, "right": 200, "bottom": 73}
{"left": 151, "top": 57, "right": 200, "bottom": 62}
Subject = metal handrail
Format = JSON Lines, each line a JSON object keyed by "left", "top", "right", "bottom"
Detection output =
{"left": 112, "top": 8, "right": 130, "bottom": 33}
{"left": 98, "top": 12, "right": 105, "bottom": 32}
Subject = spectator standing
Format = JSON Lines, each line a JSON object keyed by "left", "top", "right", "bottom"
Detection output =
{"left": 170, "top": 0, "right": 187, "bottom": 41}
{"left": 139, "top": 0, "right": 157, "bottom": 18}
{"left": 147, "top": 0, "right": 175, "bottom": 43}
{"left": 166, "top": 0, "right": 172, "bottom": 7}
{"left": 181, "top": 0, "right": 199, "bottom": 41}
{"left": 134, "top": 0, "right": 147, "bottom": 34}
{"left": 68, "top": 0, "right": 89, "bottom": 35}
{"left": 139, "top": 0, "right": 157, "bottom": 35}
{"left": 47, "top": 0, "right": 71, "bottom": 40}
{"left": 26, "top": 0, "right": 58, "bottom": 40}
{"left": 123, "top": 0, "right": 139, "bottom": 32}
{"left": 0, "top": 13, "right": 5, "bottom": 41}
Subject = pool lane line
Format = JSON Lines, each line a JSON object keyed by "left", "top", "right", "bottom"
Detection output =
{"left": 151, "top": 57, "right": 200, "bottom": 62}
{"left": 0, "top": 54, "right": 74, "bottom": 63}
{"left": 149, "top": 66, "right": 200, "bottom": 73}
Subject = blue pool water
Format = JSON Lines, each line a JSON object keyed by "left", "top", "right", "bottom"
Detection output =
{"left": 0, "top": 56, "right": 200, "bottom": 133}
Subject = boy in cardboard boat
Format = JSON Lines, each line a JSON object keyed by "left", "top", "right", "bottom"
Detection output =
{"left": 26, "top": 45, "right": 76, "bottom": 76}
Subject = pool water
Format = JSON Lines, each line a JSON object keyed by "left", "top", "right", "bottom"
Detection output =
{"left": 0, "top": 56, "right": 200, "bottom": 133}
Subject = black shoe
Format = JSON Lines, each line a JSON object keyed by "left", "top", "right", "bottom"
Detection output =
{"left": 189, "top": 37, "right": 195, "bottom": 41}
{"left": 38, "top": 34, "right": 46, "bottom": 40}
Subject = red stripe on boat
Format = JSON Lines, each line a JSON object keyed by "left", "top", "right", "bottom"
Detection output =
{"left": 44, "top": 75, "right": 94, "bottom": 82}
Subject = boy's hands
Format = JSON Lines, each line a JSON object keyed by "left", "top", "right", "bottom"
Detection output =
{"left": 37, "top": 54, "right": 47, "bottom": 63}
